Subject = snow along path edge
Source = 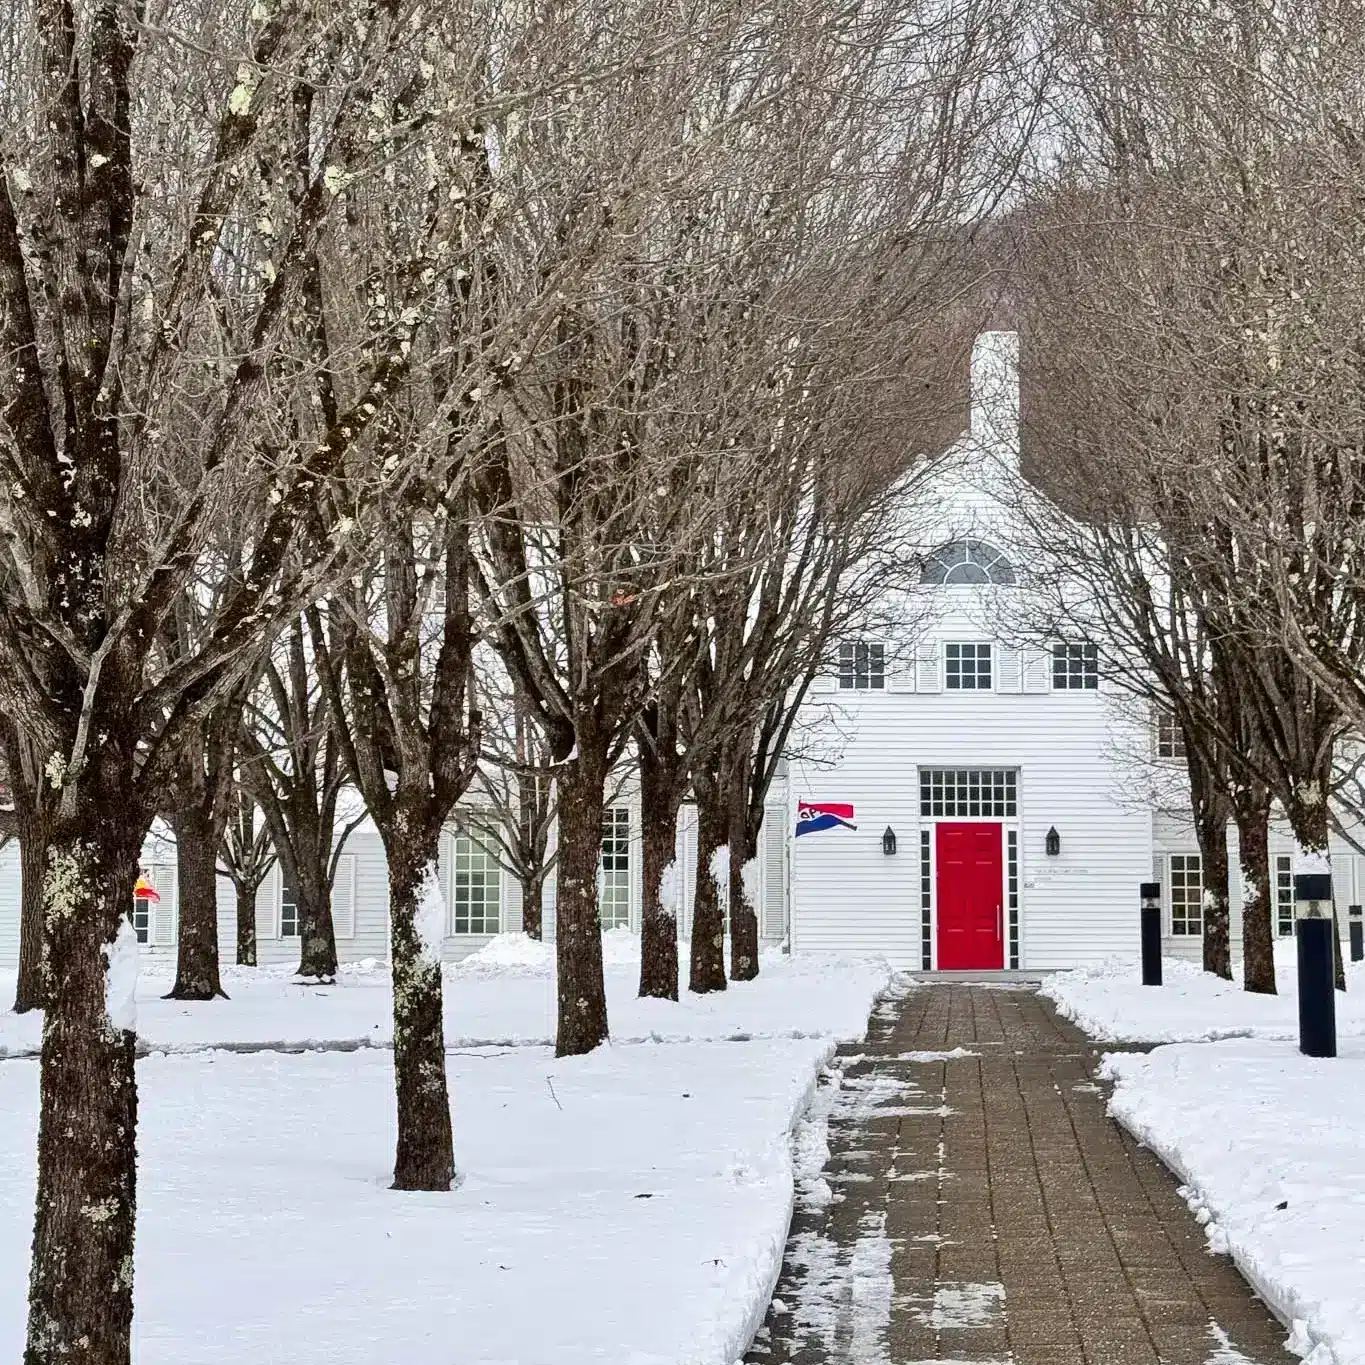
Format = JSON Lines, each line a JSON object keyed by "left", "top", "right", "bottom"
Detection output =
{"left": 1097, "top": 1052, "right": 1317, "bottom": 1361}
{"left": 0, "top": 1026, "right": 866, "bottom": 1063}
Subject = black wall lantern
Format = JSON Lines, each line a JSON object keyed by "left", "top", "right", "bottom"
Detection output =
{"left": 882, "top": 826, "right": 897, "bottom": 856}
{"left": 1045, "top": 826, "right": 1061, "bottom": 858}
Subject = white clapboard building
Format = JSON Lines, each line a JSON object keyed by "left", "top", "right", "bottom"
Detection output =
{"left": 2, "top": 330, "right": 1363, "bottom": 975}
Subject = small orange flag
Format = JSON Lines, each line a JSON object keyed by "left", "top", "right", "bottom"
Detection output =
{"left": 134, "top": 875, "right": 161, "bottom": 903}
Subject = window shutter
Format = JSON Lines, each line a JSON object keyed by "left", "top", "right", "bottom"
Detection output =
{"left": 996, "top": 646, "right": 1022, "bottom": 693}
{"left": 810, "top": 667, "right": 836, "bottom": 694}
{"left": 761, "top": 811, "right": 786, "bottom": 939}
{"left": 259, "top": 864, "right": 279, "bottom": 940}
{"left": 1022, "top": 649, "right": 1051, "bottom": 693}
{"left": 152, "top": 862, "right": 178, "bottom": 946}
{"left": 915, "top": 641, "right": 941, "bottom": 693}
{"left": 333, "top": 854, "right": 357, "bottom": 939}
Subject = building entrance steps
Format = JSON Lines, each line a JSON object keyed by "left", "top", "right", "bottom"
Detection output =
{"left": 745, "top": 981, "right": 1296, "bottom": 1365}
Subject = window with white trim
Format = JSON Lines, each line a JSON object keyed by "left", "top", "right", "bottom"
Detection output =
{"left": 1052, "top": 642, "right": 1098, "bottom": 690}
{"left": 280, "top": 875, "right": 299, "bottom": 938}
{"left": 452, "top": 835, "right": 501, "bottom": 935}
{"left": 945, "top": 642, "right": 992, "bottom": 690}
{"left": 1156, "top": 709, "right": 1186, "bottom": 760}
{"left": 132, "top": 887, "right": 153, "bottom": 945}
{"left": 600, "top": 807, "right": 631, "bottom": 930}
{"left": 838, "top": 641, "right": 885, "bottom": 690}
{"left": 919, "top": 769, "right": 1017, "bottom": 818}
{"left": 1275, "top": 854, "right": 1294, "bottom": 937}
{"left": 1170, "top": 854, "right": 1202, "bottom": 936}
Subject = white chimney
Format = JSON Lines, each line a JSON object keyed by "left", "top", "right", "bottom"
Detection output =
{"left": 969, "top": 330, "right": 1020, "bottom": 459}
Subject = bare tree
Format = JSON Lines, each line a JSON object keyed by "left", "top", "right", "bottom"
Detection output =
{"left": 217, "top": 778, "right": 276, "bottom": 966}
{"left": 0, "top": 0, "right": 490, "bottom": 1351}
{"left": 241, "top": 616, "right": 364, "bottom": 978}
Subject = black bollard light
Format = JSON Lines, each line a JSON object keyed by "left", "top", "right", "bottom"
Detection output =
{"left": 1350, "top": 905, "right": 1363, "bottom": 964}
{"left": 1295, "top": 872, "right": 1337, "bottom": 1058}
{"left": 1140, "top": 881, "right": 1162, "bottom": 986}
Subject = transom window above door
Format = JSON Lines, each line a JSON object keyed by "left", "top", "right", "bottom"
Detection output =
{"left": 920, "top": 539, "right": 1016, "bottom": 585}
{"left": 945, "top": 642, "right": 992, "bottom": 690}
{"left": 838, "top": 640, "right": 885, "bottom": 690}
{"left": 920, "top": 768, "right": 1017, "bottom": 818}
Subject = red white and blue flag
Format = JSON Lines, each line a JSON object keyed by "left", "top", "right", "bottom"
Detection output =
{"left": 796, "top": 800, "right": 857, "bottom": 837}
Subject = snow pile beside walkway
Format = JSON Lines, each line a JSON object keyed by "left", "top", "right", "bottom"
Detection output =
{"left": 1102, "top": 1039, "right": 1365, "bottom": 1365}
{"left": 0, "top": 947, "right": 893, "bottom": 1365}
{"left": 2, "top": 947, "right": 890, "bottom": 1056}
{"left": 0, "top": 1039, "right": 839, "bottom": 1365}
{"left": 1041, "top": 941, "right": 1365, "bottom": 1044}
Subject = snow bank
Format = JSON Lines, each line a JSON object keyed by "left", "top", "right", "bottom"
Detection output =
{"left": 0, "top": 954, "right": 893, "bottom": 1365}
{"left": 103, "top": 920, "right": 140, "bottom": 1034}
{"left": 1102, "top": 1038, "right": 1365, "bottom": 1365}
{"left": 1041, "top": 940, "right": 1365, "bottom": 1045}
{"left": 2, "top": 944, "right": 891, "bottom": 1057}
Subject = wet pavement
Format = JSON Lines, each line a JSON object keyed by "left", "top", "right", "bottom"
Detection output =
{"left": 746, "top": 981, "right": 1296, "bottom": 1365}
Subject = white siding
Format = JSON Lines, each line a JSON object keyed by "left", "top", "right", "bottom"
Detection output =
{"left": 0, "top": 842, "right": 19, "bottom": 968}
{"left": 792, "top": 590, "right": 1151, "bottom": 970}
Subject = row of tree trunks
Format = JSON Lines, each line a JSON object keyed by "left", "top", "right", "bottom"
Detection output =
{"left": 27, "top": 823, "right": 142, "bottom": 1365}
{"left": 689, "top": 766, "right": 729, "bottom": 995}
{"left": 727, "top": 752, "right": 760, "bottom": 983}
{"left": 1232, "top": 784, "right": 1276, "bottom": 995}
{"left": 167, "top": 805, "right": 227, "bottom": 1001}
{"left": 638, "top": 746, "right": 680, "bottom": 1001}
{"left": 14, "top": 796, "right": 51, "bottom": 1014}
{"left": 1188, "top": 750, "right": 1233, "bottom": 982}
{"left": 385, "top": 834, "right": 455, "bottom": 1191}
{"left": 555, "top": 751, "right": 612, "bottom": 1055}
{"left": 236, "top": 882, "right": 259, "bottom": 967}
{"left": 520, "top": 870, "right": 546, "bottom": 941}
{"left": 1285, "top": 777, "right": 1348, "bottom": 992}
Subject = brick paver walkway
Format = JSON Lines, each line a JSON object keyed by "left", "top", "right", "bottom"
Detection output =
{"left": 746, "top": 981, "right": 1295, "bottom": 1365}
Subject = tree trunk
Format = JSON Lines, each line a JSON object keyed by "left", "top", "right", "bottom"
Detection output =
{"left": 26, "top": 829, "right": 139, "bottom": 1365}
{"left": 689, "top": 770, "right": 728, "bottom": 995}
{"left": 293, "top": 842, "right": 337, "bottom": 980}
{"left": 727, "top": 759, "right": 759, "bottom": 983}
{"left": 638, "top": 751, "right": 679, "bottom": 1001}
{"left": 520, "top": 869, "right": 544, "bottom": 940}
{"left": 1285, "top": 782, "right": 1346, "bottom": 991}
{"left": 554, "top": 753, "right": 610, "bottom": 1055}
{"left": 1232, "top": 786, "right": 1275, "bottom": 994}
{"left": 13, "top": 796, "right": 50, "bottom": 1014}
{"left": 385, "top": 839, "right": 455, "bottom": 1190}
{"left": 167, "top": 805, "right": 227, "bottom": 1000}
{"left": 235, "top": 880, "right": 259, "bottom": 967}
{"left": 1188, "top": 762, "right": 1232, "bottom": 980}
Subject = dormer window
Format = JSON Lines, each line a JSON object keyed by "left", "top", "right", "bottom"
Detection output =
{"left": 920, "top": 539, "right": 1016, "bottom": 586}
{"left": 838, "top": 641, "right": 885, "bottom": 690}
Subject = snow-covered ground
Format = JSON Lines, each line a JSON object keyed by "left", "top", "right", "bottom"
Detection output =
{"left": 1048, "top": 942, "right": 1365, "bottom": 1365}
{"left": 0, "top": 936, "right": 890, "bottom": 1365}
{"left": 1041, "top": 938, "right": 1365, "bottom": 1044}
{"left": 0, "top": 929, "right": 881, "bottom": 1058}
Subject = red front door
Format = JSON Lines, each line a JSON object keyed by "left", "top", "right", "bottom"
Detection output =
{"left": 936, "top": 822, "right": 1004, "bottom": 970}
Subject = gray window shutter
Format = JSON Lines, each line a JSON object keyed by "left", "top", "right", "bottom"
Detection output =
{"left": 915, "top": 641, "right": 941, "bottom": 693}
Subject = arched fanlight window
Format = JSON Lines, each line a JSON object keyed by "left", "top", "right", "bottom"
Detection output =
{"left": 919, "top": 539, "right": 1016, "bottom": 586}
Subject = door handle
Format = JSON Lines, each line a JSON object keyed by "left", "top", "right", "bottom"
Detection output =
{"left": 997, "top": 902, "right": 1003, "bottom": 943}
